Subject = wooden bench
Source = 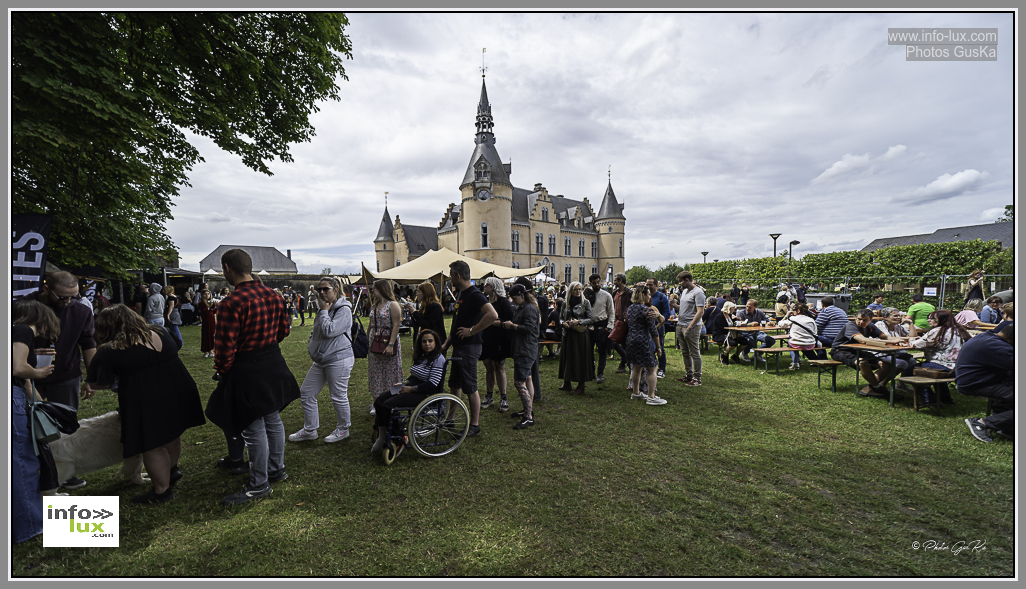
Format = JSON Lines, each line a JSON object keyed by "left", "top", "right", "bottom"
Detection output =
{"left": 751, "top": 347, "right": 829, "bottom": 376}
{"left": 808, "top": 359, "right": 843, "bottom": 393}
{"left": 896, "top": 376, "right": 956, "bottom": 411}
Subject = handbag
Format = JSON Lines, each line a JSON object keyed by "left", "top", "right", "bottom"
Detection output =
{"left": 609, "top": 320, "right": 628, "bottom": 344}
{"left": 27, "top": 382, "right": 78, "bottom": 457}
{"left": 914, "top": 366, "right": 951, "bottom": 379}
{"left": 369, "top": 306, "right": 398, "bottom": 355}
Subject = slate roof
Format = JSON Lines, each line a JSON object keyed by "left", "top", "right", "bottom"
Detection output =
{"left": 596, "top": 181, "right": 625, "bottom": 220}
{"left": 862, "top": 221, "right": 1013, "bottom": 252}
{"left": 374, "top": 208, "right": 394, "bottom": 242}
{"left": 401, "top": 224, "right": 440, "bottom": 256}
{"left": 200, "top": 245, "right": 298, "bottom": 273}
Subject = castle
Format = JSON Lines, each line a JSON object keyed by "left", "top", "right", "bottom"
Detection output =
{"left": 374, "top": 75, "right": 626, "bottom": 284}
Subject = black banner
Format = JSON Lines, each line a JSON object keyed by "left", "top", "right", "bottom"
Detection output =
{"left": 12, "top": 213, "right": 52, "bottom": 300}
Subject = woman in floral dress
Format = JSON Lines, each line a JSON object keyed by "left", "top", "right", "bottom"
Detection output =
{"left": 367, "top": 279, "right": 403, "bottom": 415}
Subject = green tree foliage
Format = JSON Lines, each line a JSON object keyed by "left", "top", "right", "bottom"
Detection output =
{"left": 625, "top": 265, "right": 652, "bottom": 285}
{"left": 654, "top": 262, "right": 684, "bottom": 285}
{"left": 997, "top": 204, "right": 1013, "bottom": 223}
{"left": 12, "top": 12, "right": 353, "bottom": 278}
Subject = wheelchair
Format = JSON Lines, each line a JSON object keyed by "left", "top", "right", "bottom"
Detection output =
{"left": 372, "top": 357, "right": 470, "bottom": 465}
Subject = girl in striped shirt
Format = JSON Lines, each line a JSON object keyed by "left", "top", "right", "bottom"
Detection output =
{"left": 371, "top": 329, "right": 447, "bottom": 453}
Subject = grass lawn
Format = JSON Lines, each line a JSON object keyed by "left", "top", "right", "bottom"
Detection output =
{"left": 12, "top": 315, "right": 1014, "bottom": 577}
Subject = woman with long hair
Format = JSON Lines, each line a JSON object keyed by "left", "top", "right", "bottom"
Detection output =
{"left": 85, "top": 305, "right": 205, "bottom": 504}
{"left": 908, "top": 309, "right": 971, "bottom": 405}
{"left": 557, "top": 281, "right": 595, "bottom": 395}
{"left": 480, "top": 277, "right": 514, "bottom": 411}
{"left": 367, "top": 279, "right": 403, "bottom": 415}
{"left": 198, "top": 289, "right": 217, "bottom": 358}
{"left": 289, "top": 277, "right": 355, "bottom": 444}
{"left": 503, "top": 284, "right": 539, "bottom": 429}
{"left": 371, "top": 329, "right": 447, "bottom": 453}
{"left": 406, "top": 281, "right": 446, "bottom": 342}
{"left": 625, "top": 285, "right": 664, "bottom": 405}
{"left": 12, "top": 299, "right": 61, "bottom": 543}
{"left": 964, "top": 269, "right": 985, "bottom": 303}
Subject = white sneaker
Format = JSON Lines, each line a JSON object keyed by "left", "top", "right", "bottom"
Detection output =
{"left": 630, "top": 393, "right": 647, "bottom": 400}
{"left": 646, "top": 396, "right": 668, "bottom": 406}
{"left": 324, "top": 428, "right": 350, "bottom": 443}
{"left": 369, "top": 405, "right": 376, "bottom": 416}
{"left": 288, "top": 428, "right": 317, "bottom": 442}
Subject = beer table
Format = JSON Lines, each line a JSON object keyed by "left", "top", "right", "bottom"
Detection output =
{"left": 838, "top": 343, "right": 913, "bottom": 407}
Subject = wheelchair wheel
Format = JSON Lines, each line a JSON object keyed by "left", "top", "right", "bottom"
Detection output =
{"left": 382, "top": 442, "right": 398, "bottom": 466}
{"left": 408, "top": 393, "right": 470, "bottom": 458}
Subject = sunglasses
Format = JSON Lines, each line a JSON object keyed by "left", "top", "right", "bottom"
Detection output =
{"left": 316, "top": 287, "right": 333, "bottom": 293}
{"left": 50, "top": 292, "right": 81, "bottom": 302}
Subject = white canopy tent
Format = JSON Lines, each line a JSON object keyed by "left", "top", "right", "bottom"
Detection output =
{"left": 360, "top": 247, "right": 542, "bottom": 286}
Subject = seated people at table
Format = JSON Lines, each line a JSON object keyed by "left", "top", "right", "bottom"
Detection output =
{"left": 774, "top": 293, "right": 790, "bottom": 321}
{"left": 830, "top": 309, "right": 905, "bottom": 398}
{"left": 778, "top": 304, "right": 819, "bottom": 370}
{"left": 735, "top": 299, "right": 775, "bottom": 360}
{"left": 907, "top": 310, "right": 968, "bottom": 405}
{"left": 992, "top": 302, "right": 1013, "bottom": 333}
{"left": 371, "top": 329, "right": 447, "bottom": 453}
{"left": 956, "top": 299, "right": 997, "bottom": 330}
{"left": 700, "top": 298, "right": 717, "bottom": 336}
{"left": 958, "top": 325, "right": 1014, "bottom": 443}
{"left": 866, "top": 293, "right": 886, "bottom": 311}
{"left": 979, "top": 296, "right": 1003, "bottom": 324}
{"left": 873, "top": 307, "right": 917, "bottom": 382}
{"left": 813, "top": 296, "right": 848, "bottom": 359}
{"left": 906, "top": 293, "right": 936, "bottom": 332}
{"left": 709, "top": 301, "right": 751, "bottom": 365}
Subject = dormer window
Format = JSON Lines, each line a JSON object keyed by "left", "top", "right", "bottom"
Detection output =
{"left": 475, "top": 160, "right": 490, "bottom": 181}
{"left": 541, "top": 207, "right": 549, "bottom": 222}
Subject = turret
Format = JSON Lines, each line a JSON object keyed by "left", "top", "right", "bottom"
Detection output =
{"left": 373, "top": 207, "right": 395, "bottom": 272}
{"left": 595, "top": 180, "right": 625, "bottom": 281}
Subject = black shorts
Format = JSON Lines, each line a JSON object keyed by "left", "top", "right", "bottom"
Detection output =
{"left": 512, "top": 355, "right": 534, "bottom": 382}
{"left": 830, "top": 348, "right": 880, "bottom": 369}
{"left": 447, "top": 344, "right": 481, "bottom": 394}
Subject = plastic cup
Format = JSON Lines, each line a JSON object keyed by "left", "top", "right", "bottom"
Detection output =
{"left": 37, "top": 353, "right": 54, "bottom": 368}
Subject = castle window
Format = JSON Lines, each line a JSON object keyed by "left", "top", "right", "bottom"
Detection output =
{"left": 564, "top": 236, "right": 571, "bottom": 256}
{"left": 512, "top": 262, "right": 520, "bottom": 269}
{"left": 475, "top": 161, "right": 490, "bottom": 181}
{"left": 542, "top": 207, "right": 549, "bottom": 222}
{"left": 549, "top": 263, "right": 556, "bottom": 278}
{"left": 535, "top": 233, "right": 543, "bottom": 254}
{"left": 481, "top": 222, "right": 488, "bottom": 248}
{"left": 592, "top": 265, "right": 598, "bottom": 277}
{"left": 591, "top": 240, "right": 598, "bottom": 258}
{"left": 548, "top": 234, "right": 556, "bottom": 255}
{"left": 579, "top": 264, "right": 585, "bottom": 284}
{"left": 511, "top": 230, "right": 519, "bottom": 253}
{"left": 377, "top": 260, "right": 380, "bottom": 272}
{"left": 608, "top": 226, "right": 612, "bottom": 233}
{"left": 619, "top": 239, "right": 623, "bottom": 257}
{"left": 564, "top": 264, "right": 572, "bottom": 284}
{"left": 607, "top": 264, "right": 614, "bottom": 281}
{"left": 396, "top": 260, "right": 400, "bottom": 267}
{"left": 578, "top": 239, "right": 585, "bottom": 257}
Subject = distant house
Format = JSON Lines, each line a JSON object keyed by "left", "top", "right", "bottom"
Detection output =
{"left": 862, "top": 221, "right": 1013, "bottom": 252}
{"left": 200, "top": 245, "right": 298, "bottom": 274}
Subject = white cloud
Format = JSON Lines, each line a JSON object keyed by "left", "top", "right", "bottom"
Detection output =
{"left": 979, "top": 206, "right": 1005, "bottom": 222}
{"left": 811, "top": 144, "right": 906, "bottom": 183}
{"left": 902, "top": 169, "right": 988, "bottom": 205}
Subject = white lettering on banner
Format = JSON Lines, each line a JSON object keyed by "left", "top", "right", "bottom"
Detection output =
{"left": 13, "top": 251, "right": 44, "bottom": 268}
{"left": 12, "top": 275, "right": 42, "bottom": 282}
{"left": 12, "top": 231, "right": 46, "bottom": 250}
{"left": 42, "top": 496, "right": 120, "bottom": 547}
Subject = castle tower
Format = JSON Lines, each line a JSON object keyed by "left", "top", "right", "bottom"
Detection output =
{"left": 457, "top": 75, "right": 513, "bottom": 267}
{"left": 595, "top": 180, "right": 626, "bottom": 281}
{"left": 373, "top": 207, "right": 395, "bottom": 272}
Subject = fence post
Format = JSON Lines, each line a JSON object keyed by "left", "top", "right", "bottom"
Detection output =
{"left": 938, "top": 274, "right": 946, "bottom": 310}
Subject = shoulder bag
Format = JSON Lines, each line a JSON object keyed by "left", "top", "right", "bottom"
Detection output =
{"left": 27, "top": 381, "right": 79, "bottom": 456}
{"left": 369, "top": 305, "right": 399, "bottom": 355}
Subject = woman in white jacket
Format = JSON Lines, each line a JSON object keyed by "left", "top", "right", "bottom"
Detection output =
{"left": 778, "top": 303, "right": 819, "bottom": 370}
{"left": 288, "top": 276, "right": 355, "bottom": 444}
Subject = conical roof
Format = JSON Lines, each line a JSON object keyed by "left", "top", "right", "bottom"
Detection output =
{"left": 461, "top": 76, "right": 509, "bottom": 188}
{"left": 596, "top": 181, "right": 625, "bottom": 220}
{"left": 374, "top": 207, "right": 394, "bottom": 242}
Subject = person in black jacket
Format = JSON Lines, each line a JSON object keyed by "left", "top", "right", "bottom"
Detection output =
{"left": 406, "top": 282, "right": 447, "bottom": 342}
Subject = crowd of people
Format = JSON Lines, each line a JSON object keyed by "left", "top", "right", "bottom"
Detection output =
{"left": 11, "top": 255, "right": 1015, "bottom": 543}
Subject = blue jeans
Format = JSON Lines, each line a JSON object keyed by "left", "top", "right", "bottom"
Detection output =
{"left": 12, "top": 386, "right": 43, "bottom": 543}
{"left": 167, "top": 323, "right": 184, "bottom": 350}
{"left": 815, "top": 335, "right": 834, "bottom": 359}
{"left": 657, "top": 325, "right": 666, "bottom": 372}
{"left": 241, "top": 411, "right": 285, "bottom": 489}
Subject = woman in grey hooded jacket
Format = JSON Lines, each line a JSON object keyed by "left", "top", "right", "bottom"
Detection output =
{"left": 288, "top": 277, "right": 355, "bottom": 444}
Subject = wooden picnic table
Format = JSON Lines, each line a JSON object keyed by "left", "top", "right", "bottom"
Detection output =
{"left": 838, "top": 342, "right": 914, "bottom": 407}
{"left": 724, "top": 324, "right": 788, "bottom": 333}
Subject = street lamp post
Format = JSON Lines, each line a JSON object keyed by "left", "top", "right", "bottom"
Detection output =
{"left": 701, "top": 251, "right": 709, "bottom": 264}
{"left": 769, "top": 234, "right": 782, "bottom": 258}
{"left": 789, "top": 240, "right": 800, "bottom": 279}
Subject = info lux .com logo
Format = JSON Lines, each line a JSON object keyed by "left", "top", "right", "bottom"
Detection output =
{"left": 42, "top": 496, "right": 120, "bottom": 547}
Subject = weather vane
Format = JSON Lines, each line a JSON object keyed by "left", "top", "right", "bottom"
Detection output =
{"left": 608, "top": 165, "right": 611, "bottom": 181}
{"left": 384, "top": 191, "right": 388, "bottom": 208}
{"left": 481, "top": 47, "right": 487, "bottom": 77}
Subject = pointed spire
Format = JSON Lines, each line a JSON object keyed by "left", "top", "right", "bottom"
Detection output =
{"left": 596, "top": 178, "right": 625, "bottom": 220}
{"left": 475, "top": 76, "right": 494, "bottom": 139}
{"left": 374, "top": 206, "right": 394, "bottom": 242}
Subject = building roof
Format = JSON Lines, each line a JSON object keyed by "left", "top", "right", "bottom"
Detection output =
{"left": 400, "top": 224, "right": 440, "bottom": 257}
{"left": 199, "top": 245, "right": 298, "bottom": 274}
{"left": 862, "top": 221, "right": 1013, "bottom": 252}
{"left": 374, "top": 208, "right": 394, "bottom": 242}
{"left": 596, "top": 181, "right": 625, "bottom": 220}
{"left": 460, "top": 77, "right": 511, "bottom": 188}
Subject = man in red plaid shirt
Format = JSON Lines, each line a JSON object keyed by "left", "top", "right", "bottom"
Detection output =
{"left": 206, "top": 248, "right": 300, "bottom": 506}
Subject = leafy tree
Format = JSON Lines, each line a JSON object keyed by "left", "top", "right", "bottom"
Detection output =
{"left": 997, "top": 204, "right": 1013, "bottom": 223}
{"left": 625, "top": 265, "right": 653, "bottom": 285}
{"left": 654, "top": 263, "right": 684, "bottom": 285}
{"left": 321, "top": 267, "right": 333, "bottom": 275}
{"left": 12, "top": 12, "right": 353, "bottom": 278}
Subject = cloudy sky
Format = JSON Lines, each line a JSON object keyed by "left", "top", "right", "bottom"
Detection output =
{"left": 168, "top": 12, "right": 1014, "bottom": 274}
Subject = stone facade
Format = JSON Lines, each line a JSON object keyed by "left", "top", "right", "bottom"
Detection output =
{"left": 374, "top": 76, "right": 626, "bottom": 283}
